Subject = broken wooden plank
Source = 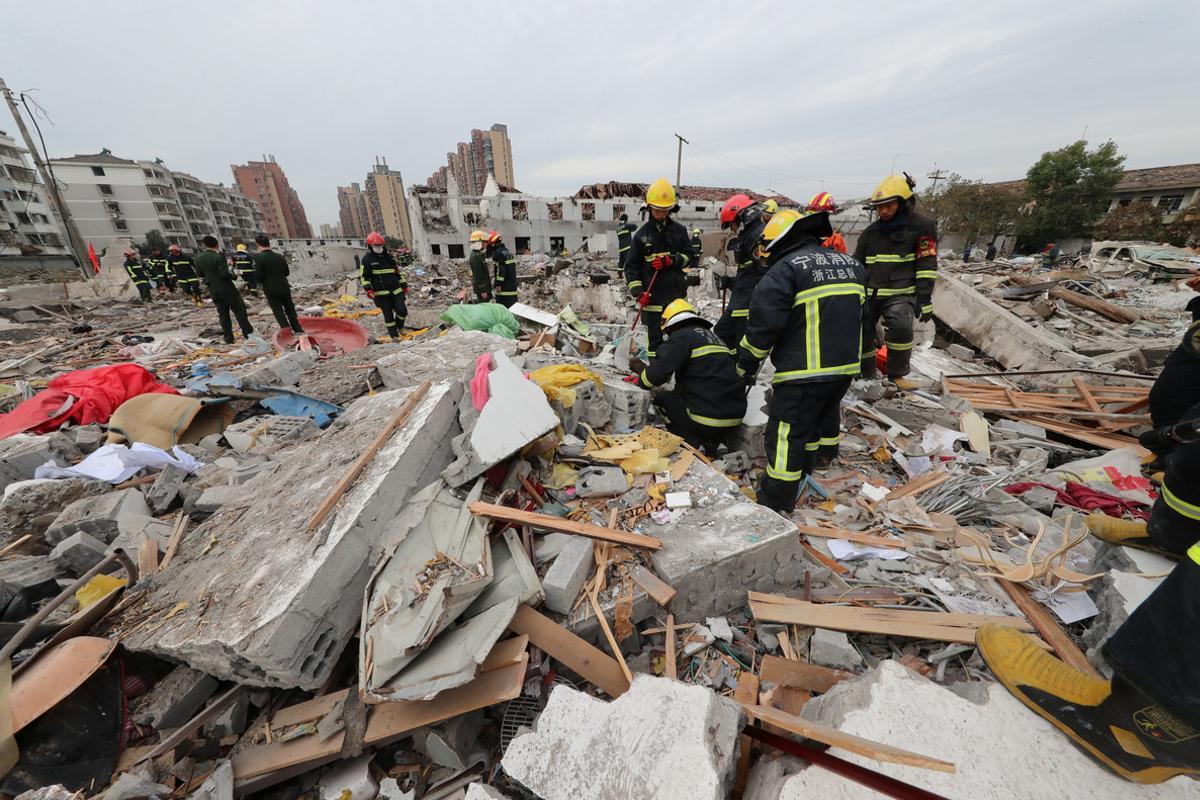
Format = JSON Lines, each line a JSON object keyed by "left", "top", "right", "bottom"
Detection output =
{"left": 158, "top": 512, "right": 189, "bottom": 571}
{"left": 759, "top": 654, "right": 852, "bottom": 695}
{"left": 1000, "top": 582, "right": 1100, "bottom": 679}
{"left": 588, "top": 585, "right": 634, "bottom": 686}
{"left": 885, "top": 469, "right": 951, "bottom": 501}
{"left": 741, "top": 704, "right": 956, "bottom": 774}
{"left": 629, "top": 564, "right": 677, "bottom": 607}
{"left": 1049, "top": 286, "right": 1139, "bottom": 324}
{"left": 469, "top": 502, "right": 663, "bottom": 550}
{"left": 306, "top": 381, "right": 430, "bottom": 533}
{"left": 664, "top": 613, "right": 677, "bottom": 680}
{"left": 795, "top": 523, "right": 908, "bottom": 549}
{"left": 137, "top": 537, "right": 159, "bottom": 575}
{"left": 733, "top": 672, "right": 760, "bottom": 797}
{"left": 807, "top": 587, "right": 904, "bottom": 605}
{"left": 797, "top": 539, "right": 849, "bottom": 575}
{"left": 669, "top": 449, "right": 695, "bottom": 482}
{"left": 507, "top": 604, "right": 629, "bottom": 698}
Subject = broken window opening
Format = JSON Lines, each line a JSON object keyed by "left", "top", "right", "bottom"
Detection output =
{"left": 515, "top": 236, "right": 530, "bottom": 254}
{"left": 612, "top": 203, "right": 626, "bottom": 221}
{"left": 581, "top": 202, "right": 595, "bottom": 221}
{"left": 448, "top": 243, "right": 465, "bottom": 259}
{"left": 511, "top": 200, "right": 528, "bottom": 221}
{"left": 547, "top": 202, "right": 563, "bottom": 221}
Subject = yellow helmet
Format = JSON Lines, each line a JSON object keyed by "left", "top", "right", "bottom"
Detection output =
{"left": 469, "top": 229, "right": 487, "bottom": 243}
{"left": 761, "top": 198, "right": 779, "bottom": 216}
{"left": 759, "top": 209, "right": 804, "bottom": 251}
{"left": 661, "top": 298, "right": 700, "bottom": 330}
{"left": 236, "top": 243, "right": 247, "bottom": 252}
{"left": 645, "top": 178, "right": 677, "bottom": 210}
{"left": 869, "top": 174, "right": 915, "bottom": 206}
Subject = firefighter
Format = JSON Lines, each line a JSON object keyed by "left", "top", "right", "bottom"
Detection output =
{"left": 854, "top": 173, "right": 938, "bottom": 390}
{"left": 168, "top": 244, "right": 202, "bottom": 304}
{"left": 736, "top": 208, "right": 867, "bottom": 514}
{"left": 713, "top": 194, "right": 767, "bottom": 349}
{"left": 809, "top": 192, "right": 847, "bottom": 253}
{"left": 485, "top": 231, "right": 518, "bottom": 307}
{"left": 195, "top": 235, "right": 254, "bottom": 343}
{"left": 690, "top": 227, "right": 704, "bottom": 268}
{"left": 624, "top": 178, "right": 693, "bottom": 357}
{"left": 233, "top": 243, "right": 258, "bottom": 294}
{"left": 616, "top": 212, "right": 637, "bottom": 273}
{"left": 468, "top": 230, "right": 491, "bottom": 302}
{"left": 628, "top": 298, "right": 746, "bottom": 451}
{"left": 977, "top": 409, "right": 1200, "bottom": 783}
{"left": 760, "top": 198, "right": 778, "bottom": 223}
{"left": 360, "top": 231, "right": 408, "bottom": 339}
{"left": 396, "top": 246, "right": 415, "bottom": 268}
{"left": 146, "top": 247, "right": 174, "bottom": 294}
{"left": 123, "top": 249, "right": 152, "bottom": 303}
{"left": 253, "top": 234, "right": 303, "bottom": 333}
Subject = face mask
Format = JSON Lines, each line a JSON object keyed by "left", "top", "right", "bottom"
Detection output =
{"left": 371, "top": 245, "right": 383, "bottom": 254}
{"left": 470, "top": 242, "right": 483, "bottom": 251}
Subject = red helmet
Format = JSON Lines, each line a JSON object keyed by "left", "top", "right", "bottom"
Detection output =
{"left": 719, "top": 194, "right": 753, "bottom": 228}
{"left": 485, "top": 230, "right": 501, "bottom": 246}
{"left": 807, "top": 191, "right": 839, "bottom": 215}
{"left": 366, "top": 231, "right": 385, "bottom": 246}
{"left": 123, "top": 248, "right": 136, "bottom": 257}
{"left": 168, "top": 243, "right": 181, "bottom": 253}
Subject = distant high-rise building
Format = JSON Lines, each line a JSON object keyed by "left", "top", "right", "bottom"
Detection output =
{"left": 231, "top": 156, "right": 311, "bottom": 239}
{"left": 319, "top": 222, "right": 341, "bottom": 238}
{"left": 425, "top": 123, "right": 516, "bottom": 194}
{"left": 363, "top": 157, "right": 413, "bottom": 245}
{"left": 337, "top": 182, "right": 369, "bottom": 238}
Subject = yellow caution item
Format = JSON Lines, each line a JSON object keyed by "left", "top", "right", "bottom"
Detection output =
{"left": 976, "top": 623, "right": 1199, "bottom": 783}
{"left": 528, "top": 364, "right": 604, "bottom": 407}
{"left": 661, "top": 298, "right": 700, "bottom": 329}
{"left": 621, "top": 448, "right": 669, "bottom": 476}
{"left": 759, "top": 209, "right": 804, "bottom": 251}
{"left": 236, "top": 243, "right": 247, "bottom": 252}
{"left": 760, "top": 198, "right": 779, "bottom": 218}
{"left": 646, "top": 178, "right": 678, "bottom": 210}
{"left": 75, "top": 573, "right": 128, "bottom": 610}
{"left": 1086, "top": 512, "right": 1149, "bottom": 545}
{"left": 869, "top": 174, "right": 915, "bottom": 206}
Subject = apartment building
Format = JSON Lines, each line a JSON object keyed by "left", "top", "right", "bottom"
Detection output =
{"left": 232, "top": 156, "right": 311, "bottom": 239}
{"left": 363, "top": 157, "right": 413, "bottom": 244}
{"left": 0, "top": 130, "right": 70, "bottom": 256}
{"left": 337, "top": 183, "right": 369, "bottom": 238}
{"left": 425, "top": 123, "right": 516, "bottom": 195}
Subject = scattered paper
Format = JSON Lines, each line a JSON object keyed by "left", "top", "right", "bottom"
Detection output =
{"left": 921, "top": 424, "right": 967, "bottom": 457}
{"left": 1033, "top": 587, "right": 1099, "bottom": 624}
{"left": 860, "top": 483, "right": 891, "bottom": 503}
{"left": 665, "top": 491, "right": 692, "bottom": 509}
{"left": 36, "top": 443, "right": 204, "bottom": 484}
{"left": 827, "top": 539, "right": 910, "bottom": 562}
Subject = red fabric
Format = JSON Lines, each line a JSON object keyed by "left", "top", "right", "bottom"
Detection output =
{"left": 87, "top": 242, "right": 101, "bottom": 274}
{"left": 1004, "top": 481, "right": 1151, "bottom": 521}
{"left": 0, "top": 364, "right": 179, "bottom": 440}
{"left": 823, "top": 232, "right": 848, "bottom": 254}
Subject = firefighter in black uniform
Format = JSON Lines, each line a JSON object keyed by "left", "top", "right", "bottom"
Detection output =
{"left": 360, "top": 231, "right": 408, "bottom": 339}
{"left": 690, "top": 227, "right": 703, "bottom": 268}
{"left": 146, "top": 247, "right": 173, "bottom": 295}
{"left": 168, "top": 244, "right": 202, "bottom": 304}
{"left": 484, "top": 231, "right": 518, "bottom": 307}
{"left": 624, "top": 178, "right": 693, "bottom": 358}
{"left": 123, "top": 248, "right": 152, "bottom": 302}
{"left": 233, "top": 243, "right": 258, "bottom": 294}
{"left": 854, "top": 173, "right": 938, "bottom": 390}
{"left": 736, "top": 209, "right": 867, "bottom": 514}
{"left": 468, "top": 230, "right": 492, "bottom": 302}
{"left": 616, "top": 213, "right": 637, "bottom": 274}
{"left": 714, "top": 194, "right": 767, "bottom": 349}
{"left": 630, "top": 298, "right": 747, "bottom": 452}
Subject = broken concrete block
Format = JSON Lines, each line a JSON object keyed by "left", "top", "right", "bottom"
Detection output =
{"left": 542, "top": 535, "right": 594, "bottom": 615}
{"left": 145, "top": 464, "right": 187, "bottom": 515}
{"left": 1020, "top": 485, "right": 1059, "bottom": 514}
{"left": 748, "top": 660, "right": 1195, "bottom": 799}
{"left": 97, "top": 771, "right": 171, "bottom": 800}
{"left": 318, "top": 754, "right": 378, "bottom": 800}
{"left": 131, "top": 665, "right": 219, "bottom": 729}
{"left": 376, "top": 329, "right": 519, "bottom": 390}
{"left": 0, "top": 555, "right": 65, "bottom": 616}
{"left": 48, "top": 531, "right": 108, "bottom": 575}
{"left": 808, "top": 629, "right": 864, "bottom": 671}
{"left": 599, "top": 374, "right": 650, "bottom": 432}
{"left": 575, "top": 465, "right": 628, "bottom": 498}
{"left": 502, "top": 675, "right": 743, "bottom": 800}
{"left": 228, "top": 461, "right": 278, "bottom": 485}
{"left": 442, "top": 352, "right": 559, "bottom": 488}
{"left": 415, "top": 710, "right": 484, "bottom": 771}
{"left": 464, "top": 528, "right": 542, "bottom": 616}
{"left": 44, "top": 487, "right": 152, "bottom": 546}
{"left": 237, "top": 350, "right": 319, "bottom": 387}
{"left": 0, "top": 476, "right": 110, "bottom": 549}
{"left": 729, "top": 385, "right": 769, "bottom": 460}
{"left": 188, "top": 760, "right": 233, "bottom": 800}
{"left": 0, "top": 432, "right": 82, "bottom": 493}
{"left": 994, "top": 418, "right": 1047, "bottom": 439}
{"left": 194, "top": 484, "right": 248, "bottom": 513}
{"left": 70, "top": 424, "right": 105, "bottom": 454}
{"left": 944, "top": 343, "right": 975, "bottom": 360}
{"left": 223, "top": 415, "right": 320, "bottom": 455}
{"left": 203, "top": 692, "right": 249, "bottom": 738}
{"left": 118, "top": 382, "right": 461, "bottom": 690}
{"left": 464, "top": 784, "right": 508, "bottom": 800}
{"left": 378, "top": 778, "right": 414, "bottom": 800}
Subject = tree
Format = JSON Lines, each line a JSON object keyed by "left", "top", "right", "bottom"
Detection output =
{"left": 1093, "top": 201, "right": 1165, "bottom": 242}
{"left": 1165, "top": 199, "right": 1200, "bottom": 248}
{"left": 383, "top": 235, "right": 404, "bottom": 250}
{"left": 928, "top": 175, "right": 1023, "bottom": 244}
{"left": 137, "top": 229, "right": 171, "bottom": 255}
{"left": 1018, "top": 140, "right": 1126, "bottom": 244}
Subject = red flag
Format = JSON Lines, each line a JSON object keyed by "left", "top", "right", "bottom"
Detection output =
{"left": 87, "top": 242, "right": 100, "bottom": 274}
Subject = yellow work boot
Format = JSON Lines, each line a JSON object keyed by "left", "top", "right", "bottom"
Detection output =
{"left": 976, "top": 623, "right": 1199, "bottom": 783}
{"left": 892, "top": 376, "right": 921, "bottom": 391}
{"left": 1086, "top": 512, "right": 1149, "bottom": 545}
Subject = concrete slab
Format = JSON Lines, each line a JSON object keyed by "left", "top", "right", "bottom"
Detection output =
{"left": 116, "top": 382, "right": 462, "bottom": 690}
{"left": 744, "top": 660, "right": 1195, "bottom": 799}
{"left": 0, "top": 433, "right": 82, "bottom": 493}
{"left": 376, "top": 329, "right": 519, "bottom": 391}
{"left": 0, "top": 477, "right": 110, "bottom": 549}
{"left": 223, "top": 416, "right": 320, "bottom": 455}
{"left": 542, "top": 535, "right": 594, "bottom": 615}
{"left": 502, "top": 675, "right": 743, "bottom": 800}
{"left": 236, "top": 350, "right": 319, "bottom": 388}
{"left": 131, "top": 665, "right": 219, "bottom": 729}
{"left": 48, "top": 531, "right": 108, "bottom": 575}
{"left": 44, "top": 487, "right": 152, "bottom": 546}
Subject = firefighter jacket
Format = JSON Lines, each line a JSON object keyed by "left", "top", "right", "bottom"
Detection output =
{"left": 737, "top": 237, "right": 867, "bottom": 385}
{"left": 727, "top": 216, "right": 769, "bottom": 318}
{"left": 232, "top": 250, "right": 255, "bottom": 277}
{"left": 169, "top": 253, "right": 197, "bottom": 281}
{"left": 195, "top": 250, "right": 241, "bottom": 301}
{"left": 124, "top": 257, "right": 149, "bottom": 286}
{"left": 359, "top": 250, "right": 407, "bottom": 295}
{"left": 852, "top": 209, "right": 938, "bottom": 314}
{"left": 144, "top": 256, "right": 168, "bottom": 279}
{"left": 469, "top": 251, "right": 491, "bottom": 298}
{"left": 690, "top": 232, "right": 703, "bottom": 268}
{"left": 253, "top": 249, "right": 293, "bottom": 295}
{"left": 488, "top": 244, "right": 518, "bottom": 300}
{"left": 637, "top": 319, "right": 748, "bottom": 428}
{"left": 616, "top": 220, "right": 637, "bottom": 271}
{"left": 623, "top": 217, "right": 692, "bottom": 312}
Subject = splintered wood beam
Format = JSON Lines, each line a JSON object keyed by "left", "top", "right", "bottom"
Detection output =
{"left": 469, "top": 502, "right": 663, "bottom": 550}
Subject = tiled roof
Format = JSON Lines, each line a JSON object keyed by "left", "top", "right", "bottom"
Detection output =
{"left": 1114, "top": 164, "right": 1200, "bottom": 193}
{"left": 574, "top": 181, "right": 797, "bottom": 206}
{"left": 51, "top": 152, "right": 138, "bottom": 165}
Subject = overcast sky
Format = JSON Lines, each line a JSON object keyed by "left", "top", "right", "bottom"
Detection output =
{"left": 4, "top": 1, "right": 1196, "bottom": 226}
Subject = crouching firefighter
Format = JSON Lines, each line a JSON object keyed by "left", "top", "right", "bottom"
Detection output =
{"left": 628, "top": 299, "right": 747, "bottom": 452}
{"left": 976, "top": 400, "right": 1200, "bottom": 784}
{"left": 713, "top": 193, "right": 766, "bottom": 349}
{"left": 736, "top": 209, "right": 867, "bottom": 514}
{"left": 624, "top": 178, "right": 693, "bottom": 358}
{"left": 360, "top": 231, "right": 408, "bottom": 339}
{"left": 854, "top": 173, "right": 938, "bottom": 390}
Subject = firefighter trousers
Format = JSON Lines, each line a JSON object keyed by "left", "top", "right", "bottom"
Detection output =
{"left": 758, "top": 378, "right": 851, "bottom": 514}
{"left": 652, "top": 388, "right": 735, "bottom": 453}
{"left": 861, "top": 295, "right": 915, "bottom": 379}
{"left": 374, "top": 292, "right": 407, "bottom": 336}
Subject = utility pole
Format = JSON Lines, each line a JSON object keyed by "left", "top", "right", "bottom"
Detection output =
{"left": 926, "top": 166, "right": 948, "bottom": 195}
{"left": 0, "top": 77, "right": 91, "bottom": 279}
{"left": 674, "top": 133, "right": 688, "bottom": 187}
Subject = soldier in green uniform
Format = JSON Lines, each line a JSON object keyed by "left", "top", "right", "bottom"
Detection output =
{"left": 195, "top": 235, "right": 254, "bottom": 343}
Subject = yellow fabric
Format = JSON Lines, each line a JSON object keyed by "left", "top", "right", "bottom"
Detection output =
{"left": 528, "top": 364, "right": 604, "bottom": 407}
{"left": 646, "top": 177, "right": 677, "bottom": 209}
{"left": 544, "top": 462, "right": 579, "bottom": 489}
{"left": 870, "top": 174, "right": 914, "bottom": 204}
{"left": 76, "top": 574, "right": 127, "bottom": 610}
{"left": 621, "top": 448, "right": 668, "bottom": 475}
{"left": 106, "top": 394, "right": 234, "bottom": 450}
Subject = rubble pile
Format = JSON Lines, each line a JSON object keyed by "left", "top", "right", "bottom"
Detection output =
{"left": 0, "top": 253, "right": 1195, "bottom": 799}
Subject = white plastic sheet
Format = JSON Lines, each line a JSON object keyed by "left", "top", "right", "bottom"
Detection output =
{"left": 35, "top": 442, "right": 204, "bottom": 484}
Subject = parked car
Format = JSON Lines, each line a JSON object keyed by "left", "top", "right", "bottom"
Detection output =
{"left": 1087, "top": 240, "right": 1200, "bottom": 278}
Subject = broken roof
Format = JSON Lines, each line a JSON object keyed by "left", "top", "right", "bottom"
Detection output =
{"left": 573, "top": 181, "right": 796, "bottom": 206}
{"left": 51, "top": 152, "right": 139, "bottom": 166}
{"left": 985, "top": 163, "right": 1200, "bottom": 197}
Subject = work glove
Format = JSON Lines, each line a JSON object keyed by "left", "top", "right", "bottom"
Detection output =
{"left": 736, "top": 363, "right": 757, "bottom": 389}
{"left": 366, "top": 289, "right": 375, "bottom": 300}
{"left": 638, "top": 292, "right": 651, "bottom": 309}
{"left": 402, "top": 286, "right": 409, "bottom": 295}
{"left": 917, "top": 301, "right": 933, "bottom": 322}
{"left": 650, "top": 254, "right": 674, "bottom": 271}
{"left": 622, "top": 374, "right": 640, "bottom": 384}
